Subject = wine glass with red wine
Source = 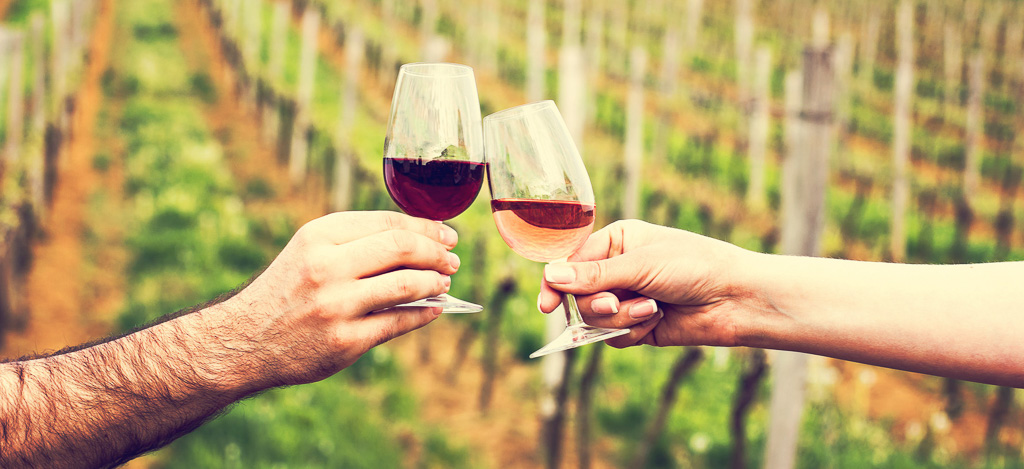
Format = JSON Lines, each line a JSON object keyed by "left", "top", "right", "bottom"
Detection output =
{"left": 483, "top": 100, "right": 629, "bottom": 358}
{"left": 382, "top": 63, "right": 485, "bottom": 313}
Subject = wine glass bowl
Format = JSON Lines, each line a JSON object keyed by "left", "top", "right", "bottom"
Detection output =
{"left": 382, "top": 63, "right": 485, "bottom": 313}
{"left": 484, "top": 100, "right": 628, "bottom": 357}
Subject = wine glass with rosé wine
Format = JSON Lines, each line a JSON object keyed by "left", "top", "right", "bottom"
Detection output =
{"left": 382, "top": 63, "right": 485, "bottom": 313}
{"left": 483, "top": 100, "right": 629, "bottom": 358}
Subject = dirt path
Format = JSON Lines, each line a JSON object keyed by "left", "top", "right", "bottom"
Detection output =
{"left": 2, "top": 0, "right": 119, "bottom": 359}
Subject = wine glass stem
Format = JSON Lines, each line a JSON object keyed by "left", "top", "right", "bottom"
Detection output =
{"left": 550, "top": 258, "right": 586, "bottom": 327}
{"left": 562, "top": 292, "right": 586, "bottom": 328}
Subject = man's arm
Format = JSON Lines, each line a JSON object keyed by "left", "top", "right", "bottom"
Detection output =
{"left": 0, "top": 211, "right": 460, "bottom": 467}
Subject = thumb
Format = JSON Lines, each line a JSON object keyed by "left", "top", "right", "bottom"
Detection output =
{"left": 543, "top": 251, "right": 654, "bottom": 296}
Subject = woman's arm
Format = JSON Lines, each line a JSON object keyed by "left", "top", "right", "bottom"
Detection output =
{"left": 538, "top": 220, "right": 1024, "bottom": 387}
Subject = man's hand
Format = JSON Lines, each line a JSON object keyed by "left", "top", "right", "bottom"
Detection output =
{"left": 0, "top": 211, "right": 463, "bottom": 468}
{"left": 217, "top": 211, "right": 461, "bottom": 389}
{"left": 538, "top": 219, "right": 760, "bottom": 349}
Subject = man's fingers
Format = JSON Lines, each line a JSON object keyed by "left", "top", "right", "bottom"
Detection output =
{"left": 304, "top": 211, "right": 458, "bottom": 248}
{"left": 349, "top": 270, "right": 452, "bottom": 313}
{"left": 341, "top": 229, "right": 460, "bottom": 279}
{"left": 353, "top": 306, "right": 442, "bottom": 350}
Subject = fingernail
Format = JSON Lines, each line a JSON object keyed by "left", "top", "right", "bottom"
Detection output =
{"left": 629, "top": 299, "right": 658, "bottom": 319}
{"left": 537, "top": 293, "right": 544, "bottom": 312}
{"left": 442, "top": 275, "right": 451, "bottom": 291}
{"left": 439, "top": 225, "right": 458, "bottom": 245}
{"left": 592, "top": 297, "right": 619, "bottom": 314}
{"left": 447, "top": 252, "right": 461, "bottom": 270}
{"left": 544, "top": 264, "right": 576, "bottom": 284}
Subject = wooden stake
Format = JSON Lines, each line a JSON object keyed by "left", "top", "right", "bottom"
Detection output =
{"left": 734, "top": 0, "right": 753, "bottom": 105}
{"left": 859, "top": 8, "right": 879, "bottom": 91}
{"left": 481, "top": 0, "right": 499, "bottom": 73}
{"left": 585, "top": 0, "right": 604, "bottom": 83}
{"left": 746, "top": 46, "right": 770, "bottom": 209}
{"left": 4, "top": 31, "right": 25, "bottom": 168}
{"left": 28, "top": 14, "right": 47, "bottom": 218}
{"left": 685, "top": 0, "right": 704, "bottom": 61}
{"left": 623, "top": 47, "right": 646, "bottom": 220}
{"left": 332, "top": 27, "right": 364, "bottom": 212}
{"left": 288, "top": 7, "right": 320, "bottom": 186}
{"left": 264, "top": 1, "right": 288, "bottom": 144}
{"left": 943, "top": 20, "right": 962, "bottom": 114}
{"left": 964, "top": 52, "right": 984, "bottom": 204}
{"left": 768, "top": 43, "right": 835, "bottom": 469}
{"left": 891, "top": 0, "right": 913, "bottom": 262}
{"left": 526, "top": 0, "right": 546, "bottom": 102}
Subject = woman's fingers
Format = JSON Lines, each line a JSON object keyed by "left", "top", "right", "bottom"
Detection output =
{"left": 580, "top": 296, "right": 659, "bottom": 329}
{"left": 603, "top": 311, "right": 664, "bottom": 348}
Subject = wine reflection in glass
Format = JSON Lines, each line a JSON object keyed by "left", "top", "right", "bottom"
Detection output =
{"left": 484, "top": 100, "right": 629, "bottom": 358}
{"left": 382, "top": 63, "right": 485, "bottom": 313}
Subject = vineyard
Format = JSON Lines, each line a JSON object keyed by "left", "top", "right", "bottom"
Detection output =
{"left": 1, "top": 0, "right": 1023, "bottom": 467}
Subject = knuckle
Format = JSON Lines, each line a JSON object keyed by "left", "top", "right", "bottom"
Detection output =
{"left": 387, "top": 230, "right": 417, "bottom": 257}
{"left": 391, "top": 274, "right": 414, "bottom": 298}
{"left": 380, "top": 211, "right": 402, "bottom": 232}
{"left": 581, "top": 261, "right": 608, "bottom": 290}
{"left": 302, "top": 250, "right": 330, "bottom": 287}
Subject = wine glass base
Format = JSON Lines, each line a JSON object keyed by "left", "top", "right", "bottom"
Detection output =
{"left": 393, "top": 293, "right": 483, "bottom": 313}
{"left": 529, "top": 325, "right": 630, "bottom": 359}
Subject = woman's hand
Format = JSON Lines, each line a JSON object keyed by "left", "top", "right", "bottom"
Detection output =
{"left": 538, "top": 220, "right": 763, "bottom": 349}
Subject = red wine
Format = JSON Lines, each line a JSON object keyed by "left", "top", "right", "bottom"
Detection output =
{"left": 491, "top": 199, "right": 596, "bottom": 262}
{"left": 384, "top": 157, "right": 486, "bottom": 220}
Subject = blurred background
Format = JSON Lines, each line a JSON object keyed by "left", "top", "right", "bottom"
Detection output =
{"left": 1, "top": 0, "right": 1023, "bottom": 467}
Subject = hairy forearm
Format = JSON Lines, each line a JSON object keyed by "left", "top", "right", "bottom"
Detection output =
{"left": 741, "top": 254, "right": 1024, "bottom": 387}
{"left": 0, "top": 304, "right": 257, "bottom": 468}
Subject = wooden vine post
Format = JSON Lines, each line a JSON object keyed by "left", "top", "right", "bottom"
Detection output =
{"left": 943, "top": 18, "right": 962, "bottom": 115}
{"left": 288, "top": 7, "right": 320, "bottom": 186}
{"left": 539, "top": 10, "right": 588, "bottom": 464}
{"left": 746, "top": 46, "right": 770, "bottom": 209}
{"left": 734, "top": 0, "right": 753, "bottom": 106}
{"left": 3, "top": 30, "right": 25, "bottom": 171}
{"left": 859, "top": 8, "right": 879, "bottom": 93}
{"left": 525, "top": 0, "right": 546, "bottom": 102}
{"left": 685, "top": 0, "right": 704, "bottom": 60}
{"left": 264, "top": 1, "right": 288, "bottom": 146}
{"left": 622, "top": 47, "right": 646, "bottom": 221}
{"left": 891, "top": 0, "right": 913, "bottom": 262}
{"left": 963, "top": 52, "right": 984, "bottom": 205}
{"left": 28, "top": 14, "right": 47, "bottom": 216}
{"left": 584, "top": 0, "right": 604, "bottom": 89}
{"left": 481, "top": 0, "right": 499, "bottom": 74}
{"left": 766, "top": 29, "right": 835, "bottom": 469}
{"left": 332, "top": 27, "right": 364, "bottom": 212}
